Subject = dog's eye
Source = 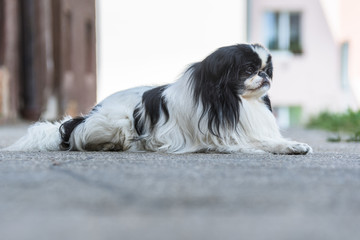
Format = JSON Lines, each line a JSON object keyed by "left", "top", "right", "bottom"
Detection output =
{"left": 245, "top": 66, "right": 255, "bottom": 75}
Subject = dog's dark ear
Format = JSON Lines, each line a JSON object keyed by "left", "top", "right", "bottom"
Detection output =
{"left": 188, "top": 61, "right": 241, "bottom": 137}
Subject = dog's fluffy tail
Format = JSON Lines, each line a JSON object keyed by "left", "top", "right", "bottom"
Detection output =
{"left": 3, "top": 116, "right": 78, "bottom": 151}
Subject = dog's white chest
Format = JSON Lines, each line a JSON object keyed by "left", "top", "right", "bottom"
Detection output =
{"left": 239, "top": 98, "right": 281, "bottom": 139}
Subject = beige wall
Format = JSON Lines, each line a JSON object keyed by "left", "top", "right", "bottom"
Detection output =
{"left": 0, "top": 0, "right": 97, "bottom": 122}
{"left": 0, "top": 0, "right": 20, "bottom": 122}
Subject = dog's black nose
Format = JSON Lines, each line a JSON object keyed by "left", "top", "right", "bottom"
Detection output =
{"left": 258, "top": 71, "right": 268, "bottom": 79}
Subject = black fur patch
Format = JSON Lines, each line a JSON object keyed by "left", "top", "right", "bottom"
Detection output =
{"left": 90, "top": 104, "right": 102, "bottom": 113}
{"left": 133, "top": 106, "right": 143, "bottom": 136}
{"left": 59, "top": 117, "right": 86, "bottom": 150}
{"left": 188, "top": 44, "right": 263, "bottom": 137}
{"left": 265, "top": 56, "right": 273, "bottom": 79}
{"left": 133, "top": 85, "right": 169, "bottom": 136}
{"left": 262, "top": 95, "right": 272, "bottom": 112}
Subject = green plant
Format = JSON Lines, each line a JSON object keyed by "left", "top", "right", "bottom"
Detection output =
{"left": 307, "top": 109, "right": 360, "bottom": 142}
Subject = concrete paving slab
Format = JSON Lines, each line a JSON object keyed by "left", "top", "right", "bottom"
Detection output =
{"left": 0, "top": 124, "right": 360, "bottom": 240}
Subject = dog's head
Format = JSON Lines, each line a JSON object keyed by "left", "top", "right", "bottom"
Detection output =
{"left": 191, "top": 43, "right": 273, "bottom": 98}
{"left": 189, "top": 43, "right": 273, "bottom": 136}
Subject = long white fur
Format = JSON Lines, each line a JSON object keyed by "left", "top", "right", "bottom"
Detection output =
{"left": 4, "top": 117, "right": 71, "bottom": 151}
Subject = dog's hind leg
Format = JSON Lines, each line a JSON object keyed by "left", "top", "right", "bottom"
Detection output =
{"left": 66, "top": 110, "right": 136, "bottom": 151}
{"left": 60, "top": 87, "right": 150, "bottom": 151}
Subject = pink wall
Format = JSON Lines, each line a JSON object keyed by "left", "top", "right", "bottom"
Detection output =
{"left": 250, "top": 0, "right": 359, "bottom": 119}
{"left": 341, "top": 0, "right": 360, "bottom": 104}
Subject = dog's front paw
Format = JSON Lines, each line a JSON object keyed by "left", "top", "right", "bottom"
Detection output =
{"left": 283, "top": 142, "right": 313, "bottom": 155}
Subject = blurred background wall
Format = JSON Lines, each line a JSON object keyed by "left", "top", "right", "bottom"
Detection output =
{"left": 97, "top": 0, "right": 360, "bottom": 128}
{"left": 0, "top": 0, "right": 96, "bottom": 123}
{"left": 1, "top": 0, "right": 359, "bottom": 128}
{"left": 249, "top": 0, "right": 360, "bottom": 127}
{"left": 96, "top": 0, "right": 247, "bottom": 102}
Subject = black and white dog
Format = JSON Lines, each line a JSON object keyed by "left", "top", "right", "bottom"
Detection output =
{"left": 5, "top": 43, "right": 312, "bottom": 154}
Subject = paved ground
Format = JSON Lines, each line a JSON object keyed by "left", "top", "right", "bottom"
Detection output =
{"left": 0, "top": 123, "right": 360, "bottom": 240}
